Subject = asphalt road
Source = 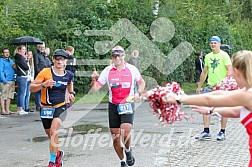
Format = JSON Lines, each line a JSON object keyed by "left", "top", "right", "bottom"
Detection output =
{"left": 0, "top": 102, "right": 249, "bottom": 167}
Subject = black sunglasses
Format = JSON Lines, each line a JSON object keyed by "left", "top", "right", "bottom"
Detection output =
{"left": 111, "top": 50, "right": 124, "bottom": 57}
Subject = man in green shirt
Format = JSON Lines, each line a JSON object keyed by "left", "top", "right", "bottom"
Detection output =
{"left": 196, "top": 36, "right": 232, "bottom": 141}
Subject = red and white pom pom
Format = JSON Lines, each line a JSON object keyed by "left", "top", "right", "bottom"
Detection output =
{"left": 213, "top": 75, "right": 239, "bottom": 91}
{"left": 146, "top": 82, "right": 191, "bottom": 124}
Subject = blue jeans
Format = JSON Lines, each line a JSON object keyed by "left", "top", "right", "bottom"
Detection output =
{"left": 24, "top": 81, "right": 31, "bottom": 110}
{"left": 16, "top": 76, "right": 28, "bottom": 108}
{"left": 35, "top": 90, "right": 41, "bottom": 108}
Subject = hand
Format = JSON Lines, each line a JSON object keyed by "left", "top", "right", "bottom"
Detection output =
{"left": 69, "top": 94, "right": 75, "bottom": 102}
{"left": 190, "top": 105, "right": 210, "bottom": 115}
{"left": 91, "top": 68, "right": 99, "bottom": 78}
{"left": 162, "top": 93, "right": 177, "bottom": 103}
{"left": 196, "top": 87, "right": 201, "bottom": 94}
{"left": 44, "top": 79, "right": 56, "bottom": 88}
{"left": 134, "top": 92, "right": 140, "bottom": 102}
{"left": 140, "top": 91, "right": 149, "bottom": 100}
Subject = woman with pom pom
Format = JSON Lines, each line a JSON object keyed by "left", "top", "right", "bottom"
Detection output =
{"left": 163, "top": 50, "right": 252, "bottom": 167}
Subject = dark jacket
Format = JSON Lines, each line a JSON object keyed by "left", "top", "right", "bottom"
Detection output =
{"left": 195, "top": 57, "right": 204, "bottom": 72}
{"left": 65, "top": 55, "right": 78, "bottom": 74}
{"left": 128, "top": 57, "right": 138, "bottom": 68}
{"left": 34, "top": 50, "right": 51, "bottom": 76}
{"left": 14, "top": 53, "right": 29, "bottom": 77}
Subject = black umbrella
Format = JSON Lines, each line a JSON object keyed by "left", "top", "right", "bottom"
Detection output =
{"left": 10, "top": 36, "right": 43, "bottom": 45}
{"left": 220, "top": 44, "right": 232, "bottom": 50}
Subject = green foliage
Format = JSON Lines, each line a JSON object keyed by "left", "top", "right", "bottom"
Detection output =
{"left": 1, "top": 0, "right": 252, "bottom": 92}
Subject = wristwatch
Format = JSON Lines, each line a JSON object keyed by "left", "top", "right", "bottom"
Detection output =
{"left": 41, "top": 83, "right": 46, "bottom": 88}
{"left": 175, "top": 95, "right": 182, "bottom": 105}
{"left": 208, "top": 107, "right": 215, "bottom": 115}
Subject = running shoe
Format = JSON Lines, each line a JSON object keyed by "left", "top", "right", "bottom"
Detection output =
{"left": 48, "top": 162, "right": 56, "bottom": 167}
{"left": 121, "top": 161, "right": 128, "bottom": 167}
{"left": 56, "top": 150, "right": 64, "bottom": 167}
{"left": 195, "top": 131, "right": 211, "bottom": 140}
{"left": 216, "top": 131, "right": 226, "bottom": 141}
{"left": 125, "top": 149, "right": 135, "bottom": 166}
{"left": 18, "top": 110, "right": 28, "bottom": 115}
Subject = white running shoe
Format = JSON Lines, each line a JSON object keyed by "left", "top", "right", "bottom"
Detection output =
{"left": 18, "top": 110, "right": 28, "bottom": 115}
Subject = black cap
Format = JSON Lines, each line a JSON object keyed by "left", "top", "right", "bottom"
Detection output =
{"left": 53, "top": 49, "right": 69, "bottom": 59}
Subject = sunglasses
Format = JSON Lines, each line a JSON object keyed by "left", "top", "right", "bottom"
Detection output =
{"left": 111, "top": 50, "right": 124, "bottom": 57}
{"left": 54, "top": 57, "right": 66, "bottom": 61}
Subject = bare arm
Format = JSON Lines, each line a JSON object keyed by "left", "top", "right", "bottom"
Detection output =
{"left": 90, "top": 82, "right": 102, "bottom": 93}
{"left": 30, "top": 79, "right": 55, "bottom": 92}
{"left": 179, "top": 89, "right": 252, "bottom": 109}
{"left": 137, "top": 79, "right": 145, "bottom": 93}
{"left": 214, "top": 106, "right": 241, "bottom": 118}
{"left": 67, "top": 81, "right": 75, "bottom": 103}
{"left": 226, "top": 64, "right": 232, "bottom": 75}
{"left": 208, "top": 88, "right": 245, "bottom": 95}
{"left": 67, "top": 81, "right": 74, "bottom": 93}
{"left": 191, "top": 105, "right": 241, "bottom": 118}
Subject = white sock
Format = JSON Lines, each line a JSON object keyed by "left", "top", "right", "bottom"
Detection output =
{"left": 121, "top": 157, "right": 126, "bottom": 162}
{"left": 125, "top": 147, "right": 130, "bottom": 152}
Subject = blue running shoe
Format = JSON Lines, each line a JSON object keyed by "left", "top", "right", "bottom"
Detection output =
{"left": 216, "top": 132, "right": 226, "bottom": 141}
{"left": 195, "top": 131, "right": 211, "bottom": 140}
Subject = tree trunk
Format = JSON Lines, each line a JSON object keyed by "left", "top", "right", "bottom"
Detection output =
{"left": 153, "top": 0, "right": 159, "bottom": 18}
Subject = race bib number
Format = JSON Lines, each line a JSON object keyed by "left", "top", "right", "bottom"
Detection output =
{"left": 40, "top": 107, "right": 55, "bottom": 119}
{"left": 117, "top": 103, "right": 133, "bottom": 115}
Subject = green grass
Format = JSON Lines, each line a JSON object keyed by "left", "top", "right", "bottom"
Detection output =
{"left": 75, "top": 92, "right": 109, "bottom": 104}
{"left": 180, "top": 82, "right": 197, "bottom": 94}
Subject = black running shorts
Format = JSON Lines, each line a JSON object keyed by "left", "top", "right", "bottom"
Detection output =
{"left": 41, "top": 105, "right": 67, "bottom": 129}
{"left": 108, "top": 102, "right": 135, "bottom": 128}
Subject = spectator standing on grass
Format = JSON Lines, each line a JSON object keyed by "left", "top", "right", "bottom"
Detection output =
{"left": 195, "top": 51, "right": 204, "bottom": 88}
{"left": 65, "top": 46, "right": 77, "bottom": 108}
{"left": 195, "top": 36, "right": 232, "bottom": 141}
{"left": 128, "top": 50, "right": 139, "bottom": 68}
{"left": 14, "top": 45, "right": 29, "bottom": 115}
{"left": 0, "top": 48, "right": 15, "bottom": 115}
{"left": 34, "top": 43, "right": 51, "bottom": 111}
{"left": 24, "top": 50, "right": 35, "bottom": 113}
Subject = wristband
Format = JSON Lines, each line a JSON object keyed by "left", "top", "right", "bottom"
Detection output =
{"left": 70, "top": 91, "right": 76, "bottom": 97}
{"left": 208, "top": 107, "right": 215, "bottom": 115}
{"left": 41, "top": 83, "right": 46, "bottom": 88}
{"left": 175, "top": 95, "right": 182, "bottom": 105}
{"left": 176, "top": 99, "right": 181, "bottom": 105}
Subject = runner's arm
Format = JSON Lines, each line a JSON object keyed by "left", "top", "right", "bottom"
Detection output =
{"left": 137, "top": 79, "right": 145, "bottom": 93}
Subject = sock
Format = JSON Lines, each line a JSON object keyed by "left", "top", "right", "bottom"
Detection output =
{"left": 50, "top": 153, "right": 57, "bottom": 163}
{"left": 125, "top": 147, "right": 131, "bottom": 152}
{"left": 220, "top": 129, "right": 225, "bottom": 133}
{"left": 204, "top": 128, "right": 210, "bottom": 133}
{"left": 121, "top": 157, "right": 126, "bottom": 162}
